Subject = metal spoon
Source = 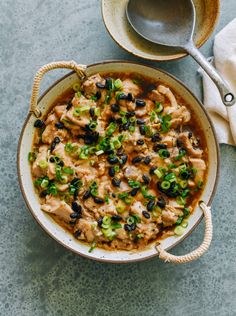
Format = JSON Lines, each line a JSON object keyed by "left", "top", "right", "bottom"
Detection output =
{"left": 126, "top": 0, "right": 235, "bottom": 106}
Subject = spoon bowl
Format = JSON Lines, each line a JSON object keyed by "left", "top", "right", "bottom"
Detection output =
{"left": 126, "top": 0, "right": 235, "bottom": 106}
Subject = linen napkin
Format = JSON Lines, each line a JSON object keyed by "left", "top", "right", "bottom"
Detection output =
{"left": 200, "top": 18, "right": 236, "bottom": 146}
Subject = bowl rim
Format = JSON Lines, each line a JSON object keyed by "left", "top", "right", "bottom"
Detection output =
{"left": 17, "top": 60, "right": 220, "bottom": 263}
{"left": 101, "top": 0, "right": 220, "bottom": 62}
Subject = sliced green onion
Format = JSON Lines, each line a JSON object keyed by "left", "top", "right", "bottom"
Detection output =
{"left": 137, "top": 233, "right": 144, "bottom": 239}
{"left": 176, "top": 196, "right": 186, "bottom": 205}
{"left": 28, "top": 152, "right": 37, "bottom": 163}
{"left": 179, "top": 180, "right": 188, "bottom": 189}
{"left": 102, "top": 228, "right": 116, "bottom": 240}
{"left": 130, "top": 117, "right": 136, "bottom": 123}
{"left": 72, "top": 83, "right": 80, "bottom": 92}
{"left": 175, "top": 216, "right": 184, "bottom": 225}
{"left": 158, "top": 149, "right": 170, "bottom": 159}
{"left": 111, "top": 138, "right": 121, "bottom": 149}
{"left": 154, "top": 168, "right": 163, "bottom": 179}
{"left": 174, "top": 226, "right": 186, "bottom": 236}
{"left": 164, "top": 172, "right": 176, "bottom": 182}
{"left": 116, "top": 206, "right": 126, "bottom": 214}
{"left": 90, "top": 96, "right": 97, "bottom": 101}
{"left": 94, "top": 107, "right": 100, "bottom": 116}
{"left": 96, "top": 150, "right": 104, "bottom": 156}
{"left": 39, "top": 160, "right": 48, "bottom": 169}
{"left": 150, "top": 111, "right": 156, "bottom": 122}
{"left": 181, "top": 220, "right": 188, "bottom": 228}
{"left": 63, "top": 167, "right": 74, "bottom": 175}
{"left": 61, "top": 175, "right": 68, "bottom": 184}
{"left": 128, "top": 180, "right": 141, "bottom": 188}
{"left": 106, "top": 122, "right": 117, "bottom": 136}
{"left": 127, "top": 217, "right": 135, "bottom": 225}
{"left": 161, "top": 181, "right": 171, "bottom": 190}
{"left": 88, "top": 120, "right": 97, "bottom": 131}
{"left": 114, "top": 79, "right": 123, "bottom": 90}
{"left": 80, "top": 105, "right": 90, "bottom": 112}
{"left": 88, "top": 241, "right": 97, "bottom": 253}
{"left": 41, "top": 178, "right": 49, "bottom": 188}
{"left": 114, "top": 165, "right": 120, "bottom": 172}
{"left": 122, "top": 116, "right": 128, "bottom": 124}
{"left": 73, "top": 108, "right": 80, "bottom": 117}
{"left": 129, "top": 125, "right": 135, "bottom": 133}
{"left": 155, "top": 102, "right": 163, "bottom": 113}
{"left": 183, "top": 207, "right": 190, "bottom": 217}
{"left": 77, "top": 91, "right": 82, "bottom": 98}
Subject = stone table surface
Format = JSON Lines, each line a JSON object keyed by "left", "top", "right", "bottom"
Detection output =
{"left": 0, "top": 1, "right": 236, "bottom": 315}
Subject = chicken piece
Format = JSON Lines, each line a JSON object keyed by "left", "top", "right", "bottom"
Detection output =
{"left": 54, "top": 105, "right": 67, "bottom": 118}
{"left": 122, "top": 78, "right": 142, "bottom": 97}
{"left": 131, "top": 201, "right": 150, "bottom": 223}
{"left": 52, "top": 143, "right": 74, "bottom": 167}
{"left": 136, "top": 223, "right": 159, "bottom": 241}
{"left": 147, "top": 89, "right": 165, "bottom": 103}
{"left": 99, "top": 202, "right": 117, "bottom": 216}
{"left": 189, "top": 158, "right": 206, "bottom": 184}
{"left": 42, "top": 122, "right": 69, "bottom": 144}
{"left": 135, "top": 99, "right": 153, "bottom": 117}
{"left": 41, "top": 196, "right": 73, "bottom": 223}
{"left": 32, "top": 145, "right": 48, "bottom": 177}
{"left": 81, "top": 73, "right": 105, "bottom": 97}
{"left": 61, "top": 106, "right": 90, "bottom": 130}
{"left": 171, "top": 106, "right": 191, "bottom": 123}
{"left": 97, "top": 176, "right": 113, "bottom": 197}
{"left": 47, "top": 161, "right": 55, "bottom": 180}
{"left": 116, "top": 228, "right": 128, "bottom": 240}
{"left": 178, "top": 132, "right": 203, "bottom": 158}
{"left": 158, "top": 85, "right": 178, "bottom": 109}
{"left": 162, "top": 205, "right": 183, "bottom": 227}
{"left": 56, "top": 184, "right": 69, "bottom": 192}
{"left": 74, "top": 218, "right": 99, "bottom": 242}
{"left": 45, "top": 113, "right": 57, "bottom": 125}
{"left": 124, "top": 166, "right": 142, "bottom": 181}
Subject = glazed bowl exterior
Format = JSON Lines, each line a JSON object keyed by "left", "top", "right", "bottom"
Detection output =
{"left": 18, "top": 61, "right": 219, "bottom": 263}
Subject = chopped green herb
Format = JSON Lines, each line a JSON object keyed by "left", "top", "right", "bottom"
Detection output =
{"left": 28, "top": 152, "right": 37, "bottom": 163}
{"left": 63, "top": 167, "right": 74, "bottom": 175}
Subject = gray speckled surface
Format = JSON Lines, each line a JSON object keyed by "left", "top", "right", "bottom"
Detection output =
{"left": 1, "top": 1, "right": 236, "bottom": 315}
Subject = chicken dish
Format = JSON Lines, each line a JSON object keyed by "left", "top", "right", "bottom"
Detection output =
{"left": 29, "top": 72, "right": 207, "bottom": 251}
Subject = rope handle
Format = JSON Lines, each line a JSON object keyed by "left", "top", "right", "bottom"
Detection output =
{"left": 156, "top": 201, "right": 212, "bottom": 263}
{"left": 29, "top": 61, "right": 87, "bottom": 117}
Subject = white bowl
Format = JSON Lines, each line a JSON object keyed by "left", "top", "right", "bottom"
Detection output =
{"left": 17, "top": 61, "right": 219, "bottom": 263}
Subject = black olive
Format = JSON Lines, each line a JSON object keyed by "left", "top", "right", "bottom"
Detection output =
{"left": 96, "top": 82, "right": 106, "bottom": 89}
{"left": 55, "top": 122, "right": 64, "bottom": 129}
{"left": 142, "top": 211, "right": 151, "bottom": 219}
{"left": 97, "top": 217, "right": 103, "bottom": 227}
{"left": 58, "top": 160, "right": 64, "bottom": 167}
{"left": 83, "top": 190, "right": 91, "bottom": 200}
{"left": 176, "top": 139, "right": 183, "bottom": 147}
{"left": 130, "top": 223, "right": 136, "bottom": 231}
{"left": 147, "top": 200, "right": 155, "bottom": 212}
{"left": 105, "top": 149, "right": 114, "bottom": 155}
{"left": 124, "top": 224, "right": 132, "bottom": 231}
{"left": 72, "top": 201, "right": 82, "bottom": 213}
{"left": 126, "top": 111, "right": 135, "bottom": 117}
{"left": 66, "top": 101, "right": 73, "bottom": 110}
{"left": 74, "top": 230, "right": 82, "bottom": 238}
{"left": 137, "top": 139, "right": 144, "bottom": 145}
{"left": 142, "top": 174, "right": 150, "bottom": 184}
{"left": 139, "top": 125, "right": 146, "bottom": 135}
{"left": 95, "top": 91, "right": 101, "bottom": 100}
{"left": 144, "top": 156, "right": 151, "bottom": 165}
{"left": 149, "top": 166, "right": 157, "bottom": 175}
{"left": 89, "top": 107, "right": 95, "bottom": 117}
{"left": 49, "top": 157, "right": 55, "bottom": 163}
{"left": 71, "top": 177, "right": 80, "bottom": 185}
{"left": 107, "top": 156, "right": 119, "bottom": 164}
{"left": 132, "top": 156, "right": 143, "bottom": 164}
{"left": 156, "top": 197, "right": 166, "bottom": 209}
{"left": 70, "top": 212, "right": 81, "bottom": 219}
{"left": 34, "top": 119, "right": 45, "bottom": 128}
{"left": 120, "top": 154, "right": 128, "bottom": 165}
{"left": 111, "top": 103, "right": 120, "bottom": 113}
{"left": 111, "top": 215, "right": 122, "bottom": 221}
{"left": 112, "top": 178, "right": 121, "bottom": 187}
{"left": 151, "top": 133, "right": 161, "bottom": 142}
{"left": 127, "top": 93, "right": 133, "bottom": 101}
{"left": 40, "top": 190, "right": 48, "bottom": 198}
{"left": 153, "top": 143, "right": 167, "bottom": 152}
{"left": 93, "top": 197, "right": 104, "bottom": 204}
{"left": 109, "top": 167, "right": 115, "bottom": 177}
{"left": 130, "top": 187, "right": 139, "bottom": 196}
{"left": 137, "top": 118, "right": 145, "bottom": 125}
{"left": 135, "top": 99, "right": 146, "bottom": 107}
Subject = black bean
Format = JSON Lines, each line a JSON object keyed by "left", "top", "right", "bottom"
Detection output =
{"left": 176, "top": 139, "right": 183, "bottom": 147}
{"left": 109, "top": 167, "right": 115, "bottom": 177}
{"left": 139, "top": 125, "right": 146, "bottom": 135}
{"left": 130, "top": 223, "right": 136, "bottom": 231}
{"left": 107, "top": 156, "right": 119, "bottom": 164}
{"left": 58, "top": 160, "right": 64, "bottom": 167}
{"left": 97, "top": 217, "right": 103, "bottom": 227}
{"left": 95, "top": 91, "right": 101, "bottom": 100}
{"left": 151, "top": 133, "right": 161, "bottom": 142}
{"left": 127, "top": 93, "right": 133, "bottom": 101}
{"left": 72, "top": 201, "right": 82, "bottom": 213}
{"left": 55, "top": 122, "right": 64, "bottom": 129}
{"left": 77, "top": 134, "right": 85, "bottom": 139}
{"left": 137, "top": 139, "right": 144, "bottom": 145}
{"left": 71, "top": 177, "right": 80, "bottom": 185}
{"left": 93, "top": 197, "right": 104, "bottom": 204}
{"left": 149, "top": 166, "right": 157, "bottom": 175}
{"left": 34, "top": 119, "right": 45, "bottom": 128}
{"left": 126, "top": 111, "right": 135, "bottom": 117}
{"left": 89, "top": 107, "right": 95, "bottom": 117}
{"left": 74, "top": 230, "right": 82, "bottom": 238}
{"left": 147, "top": 200, "right": 155, "bottom": 212}
{"left": 105, "top": 149, "right": 114, "bottom": 155}
{"left": 96, "top": 82, "right": 106, "bottom": 89}
{"left": 153, "top": 143, "right": 167, "bottom": 152}
{"left": 124, "top": 224, "right": 132, "bottom": 232}
{"left": 116, "top": 118, "right": 123, "bottom": 125}
{"left": 144, "top": 156, "right": 151, "bottom": 165}
{"left": 111, "top": 103, "right": 120, "bottom": 113}
{"left": 142, "top": 211, "right": 151, "bottom": 219}
{"left": 108, "top": 116, "right": 116, "bottom": 123}
{"left": 137, "top": 119, "right": 145, "bottom": 125}
{"left": 117, "top": 92, "right": 127, "bottom": 100}
{"left": 112, "top": 193, "right": 116, "bottom": 198}
{"left": 84, "top": 135, "right": 94, "bottom": 145}
{"left": 111, "top": 215, "right": 122, "bottom": 221}
{"left": 54, "top": 137, "right": 61, "bottom": 144}
{"left": 49, "top": 157, "right": 55, "bottom": 163}
{"left": 50, "top": 137, "right": 60, "bottom": 152}
{"left": 132, "top": 156, "right": 143, "bottom": 164}
{"left": 40, "top": 190, "right": 48, "bottom": 198}
{"left": 70, "top": 212, "right": 81, "bottom": 219}
{"left": 112, "top": 178, "right": 121, "bottom": 187}
{"left": 135, "top": 99, "right": 146, "bottom": 107}
{"left": 83, "top": 190, "right": 91, "bottom": 200}
{"left": 156, "top": 197, "right": 166, "bottom": 209}
{"left": 188, "top": 132, "right": 193, "bottom": 139}
{"left": 116, "top": 148, "right": 124, "bottom": 156}
{"left": 147, "top": 84, "right": 156, "bottom": 92}
{"left": 66, "top": 101, "right": 73, "bottom": 110}
{"left": 130, "top": 187, "right": 139, "bottom": 196}
{"left": 122, "top": 122, "right": 130, "bottom": 131}
{"left": 142, "top": 174, "right": 150, "bottom": 184}
{"left": 73, "top": 189, "right": 79, "bottom": 200}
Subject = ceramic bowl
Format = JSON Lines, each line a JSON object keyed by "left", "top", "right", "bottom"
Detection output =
{"left": 18, "top": 61, "right": 219, "bottom": 263}
{"left": 101, "top": 0, "right": 220, "bottom": 61}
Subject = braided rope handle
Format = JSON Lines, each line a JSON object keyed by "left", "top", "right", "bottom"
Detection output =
{"left": 29, "top": 61, "right": 87, "bottom": 117}
{"left": 156, "top": 201, "right": 212, "bottom": 263}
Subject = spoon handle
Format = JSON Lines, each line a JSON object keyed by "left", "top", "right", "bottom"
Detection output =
{"left": 184, "top": 42, "right": 235, "bottom": 107}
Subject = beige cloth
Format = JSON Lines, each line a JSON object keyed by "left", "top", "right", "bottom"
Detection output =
{"left": 200, "top": 18, "right": 236, "bottom": 146}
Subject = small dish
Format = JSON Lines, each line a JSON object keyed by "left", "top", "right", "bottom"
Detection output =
{"left": 101, "top": 0, "right": 220, "bottom": 62}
